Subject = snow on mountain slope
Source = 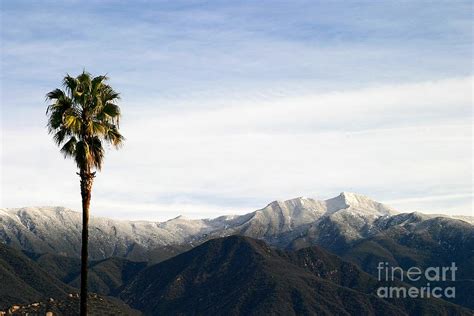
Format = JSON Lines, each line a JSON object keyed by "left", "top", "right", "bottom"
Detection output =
{"left": 213, "top": 192, "right": 397, "bottom": 243}
{"left": 451, "top": 215, "right": 474, "bottom": 225}
{"left": 0, "top": 193, "right": 470, "bottom": 260}
{"left": 0, "top": 206, "right": 214, "bottom": 258}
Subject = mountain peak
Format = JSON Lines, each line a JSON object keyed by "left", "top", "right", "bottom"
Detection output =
{"left": 260, "top": 192, "right": 396, "bottom": 219}
{"left": 339, "top": 191, "right": 372, "bottom": 205}
{"left": 168, "top": 214, "right": 186, "bottom": 221}
{"left": 326, "top": 192, "right": 397, "bottom": 216}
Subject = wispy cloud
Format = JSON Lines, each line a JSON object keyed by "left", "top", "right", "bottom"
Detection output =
{"left": 1, "top": 1, "right": 472, "bottom": 219}
{"left": 2, "top": 77, "right": 472, "bottom": 219}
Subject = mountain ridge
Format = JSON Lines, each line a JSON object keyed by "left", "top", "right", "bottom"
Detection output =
{"left": 3, "top": 191, "right": 470, "bottom": 223}
{"left": 1, "top": 193, "right": 471, "bottom": 262}
{"left": 119, "top": 235, "right": 472, "bottom": 316}
{"left": 2, "top": 236, "right": 472, "bottom": 315}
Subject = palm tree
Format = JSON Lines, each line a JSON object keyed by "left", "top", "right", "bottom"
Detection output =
{"left": 46, "top": 71, "right": 124, "bottom": 316}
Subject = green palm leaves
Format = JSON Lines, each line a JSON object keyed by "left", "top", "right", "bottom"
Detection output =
{"left": 46, "top": 71, "right": 124, "bottom": 171}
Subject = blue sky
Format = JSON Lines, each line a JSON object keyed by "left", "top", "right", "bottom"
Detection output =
{"left": 1, "top": 0, "right": 472, "bottom": 219}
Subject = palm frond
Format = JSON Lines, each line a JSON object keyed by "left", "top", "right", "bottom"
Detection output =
{"left": 53, "top": 128, "right": 69, "bottom": 146}
{"left": 46, "top": 89, "right": 71, "bottom": 114}
{"left": 91, "top": 75, "right": 107, "bottom": 93}
{"left": 60, "top": 136, "right": 77, "bottom": 158}
{"left": 47, "top": 99, "right": 71, "bottom": 132}
{"left": 77, "top": 71, "right": 92, "bottom": 96}
{"left": 87, "top": 120, "right": 106, "bottom": 136}
{"left": 101, "top": 85, "right": 120, "bottom": 103}
{"left": 74, "top": 140, "right": 90, "bottom": 169}
{"left": 89, "top": 136, "right": 105, "bottom": 170}
{"left": 46, "top": 88, "right": 65, "bottom": 103}
{"left": 100, "top": 102, "right": 121, "bottom": 125}
{"left": 63, "top": 109, "right": 82, "bottom": 134}
{"left": 47, "top": 108, "right": 65, "bottom": 132}
{"left": 63, "top": 75, "right": 77, "bottom": 94}
{"left": 105, "top": 125, "right": 125, "bottom": 148}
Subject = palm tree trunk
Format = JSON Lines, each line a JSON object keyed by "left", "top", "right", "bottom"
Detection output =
{"left": 80, "top": 170, "right": 94, "bottom": 316}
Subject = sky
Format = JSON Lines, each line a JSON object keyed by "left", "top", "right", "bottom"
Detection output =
{"left": 1, "top": 0, "right": 472, "bottom": 220}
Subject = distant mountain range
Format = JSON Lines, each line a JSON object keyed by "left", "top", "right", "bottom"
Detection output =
{"left": 1, "top": 192, "right": 471, "bottom": 261}
{"left": 1, "top": 192, "right": 473, "bottom": 314}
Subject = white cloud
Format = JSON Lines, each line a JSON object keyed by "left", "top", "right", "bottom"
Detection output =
{"left": 1, "top": 77, "right": 472, "bottom": 219}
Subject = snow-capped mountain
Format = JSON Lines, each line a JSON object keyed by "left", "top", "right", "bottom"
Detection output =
{"left": 0, "top": 192, "right": 471, "bottom": 261}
